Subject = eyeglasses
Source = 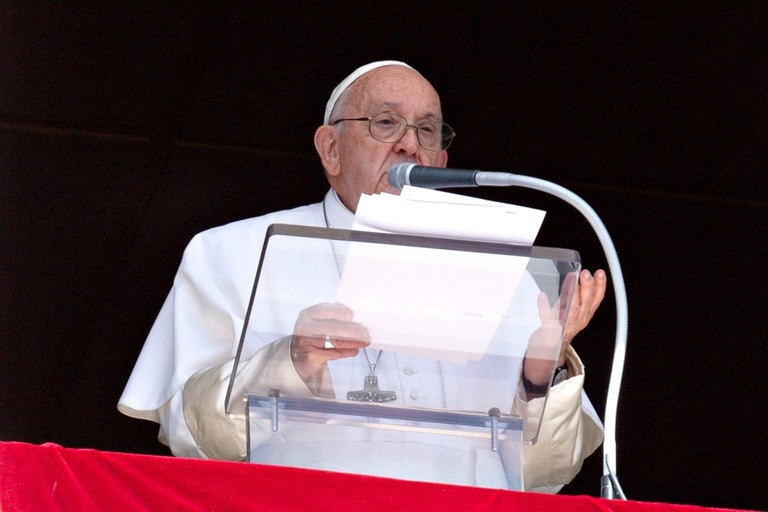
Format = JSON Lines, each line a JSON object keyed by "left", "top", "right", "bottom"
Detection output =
{"left": 332, "top": 112, "right": 456, "bottom": 151}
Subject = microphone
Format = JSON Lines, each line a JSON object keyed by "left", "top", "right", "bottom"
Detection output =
{"left": 387, "top": 163, "right": 517, "bottom": 189}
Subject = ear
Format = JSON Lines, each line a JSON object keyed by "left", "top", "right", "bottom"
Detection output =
{"left": 437, "top": 149, "right": 448, "bottom": 168}
{"left": 314, "top": 125, "right": 341, "bottom": 177}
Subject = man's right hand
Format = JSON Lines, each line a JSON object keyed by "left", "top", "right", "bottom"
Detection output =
{"left": 290, "top": 303, "right": 370, "bottom": 382}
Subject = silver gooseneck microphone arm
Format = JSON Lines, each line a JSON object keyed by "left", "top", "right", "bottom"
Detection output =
{"left": 497, "top": 174, "right": 628, "bottom": 500}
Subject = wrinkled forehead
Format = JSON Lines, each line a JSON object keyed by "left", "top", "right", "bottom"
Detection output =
{"left": 334, "top": 66, "right": 443, "bottom": 123}
{"left": 324, "top": 61, "right": 426, "bottom": 124}
{"left": 356, "top": 69, "right": 442, "bottom": 118}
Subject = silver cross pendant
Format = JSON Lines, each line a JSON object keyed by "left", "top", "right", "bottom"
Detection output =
{"left": 347, "top": 374, "right": 397, "bottom": 403}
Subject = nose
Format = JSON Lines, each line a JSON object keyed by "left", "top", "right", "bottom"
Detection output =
{"left": 393, "top": 125, "right": 420, "bottom": 154}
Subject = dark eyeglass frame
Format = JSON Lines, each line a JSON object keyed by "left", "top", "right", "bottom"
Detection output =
{"left": 332, "top": 112, "right": 456, "bottom": 151}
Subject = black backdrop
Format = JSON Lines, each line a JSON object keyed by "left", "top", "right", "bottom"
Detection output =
{"left": 1, "top": 3, "right": 766, "bottom": 510}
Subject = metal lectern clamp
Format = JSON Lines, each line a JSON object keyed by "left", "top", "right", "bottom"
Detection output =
{"left": 489, "top": 407, "right": 501, "bottom": 452}
{"left": 268, "top": 387, "right": 280, "bottom": 432}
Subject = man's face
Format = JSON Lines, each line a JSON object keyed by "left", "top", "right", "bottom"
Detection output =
{"left": 326, "top": 66, "right": 448, "bottom": 212}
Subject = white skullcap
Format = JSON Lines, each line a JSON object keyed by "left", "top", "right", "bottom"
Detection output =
{"left": 323, "top": 60, "right": 415, "bottom": 125}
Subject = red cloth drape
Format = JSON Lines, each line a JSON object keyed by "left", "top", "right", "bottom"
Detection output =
{"left": 0, "top": 442, "right": 752, "bottom": 511}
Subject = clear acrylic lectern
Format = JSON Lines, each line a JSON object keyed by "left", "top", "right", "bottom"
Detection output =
{"left": 225, "top": 223, "right": 580, "bottom": 489}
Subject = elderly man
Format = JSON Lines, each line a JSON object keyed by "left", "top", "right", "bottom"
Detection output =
{"left": 119, "top": 61, "right": 606, "bottom": 492}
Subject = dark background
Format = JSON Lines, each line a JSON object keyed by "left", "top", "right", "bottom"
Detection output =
{"left": 1, "top": 3, "right": 766, "bottom": 510}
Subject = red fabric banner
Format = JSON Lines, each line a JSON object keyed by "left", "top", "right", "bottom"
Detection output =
{"left": 0, "top": 442, "right": 753, "bottom": 511}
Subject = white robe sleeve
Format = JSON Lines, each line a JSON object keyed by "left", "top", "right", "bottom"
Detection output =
{"left": 517, "top": 346, "right": 604, "bottom": 491}
{"left": 117, "top": 202, "right": 326, "bottom": 455}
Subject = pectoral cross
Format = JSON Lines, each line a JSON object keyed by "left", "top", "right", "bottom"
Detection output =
{"left": 347, "top": 374, "right": 397, "bottom": 403}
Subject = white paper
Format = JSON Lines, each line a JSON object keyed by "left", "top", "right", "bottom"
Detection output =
{"left": 335, "top": 187, "right": 545, "bottom": 363}
{"left": 353, "top": 187, "right": 545, "bottom": 245}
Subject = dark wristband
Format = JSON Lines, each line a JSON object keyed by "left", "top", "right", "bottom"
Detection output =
{"left": 522, "top": 365, "right": 568, "bottom": 395}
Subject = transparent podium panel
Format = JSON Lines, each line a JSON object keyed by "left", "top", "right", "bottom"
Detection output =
{"left": 225, "top": 223, "right": 580, "bottom": 489}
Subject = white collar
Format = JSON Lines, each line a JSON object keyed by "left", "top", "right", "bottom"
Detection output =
{"left": 322, "top": 189, "right": 355, "bottom": 229}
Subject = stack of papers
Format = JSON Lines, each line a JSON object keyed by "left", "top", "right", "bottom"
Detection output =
{"left": 335, "top": 186, "right": 546, "bottom": 363}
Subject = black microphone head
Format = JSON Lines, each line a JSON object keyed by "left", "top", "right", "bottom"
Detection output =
{"left": 387, "top": 163, "right": 414, "bottom": 189}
